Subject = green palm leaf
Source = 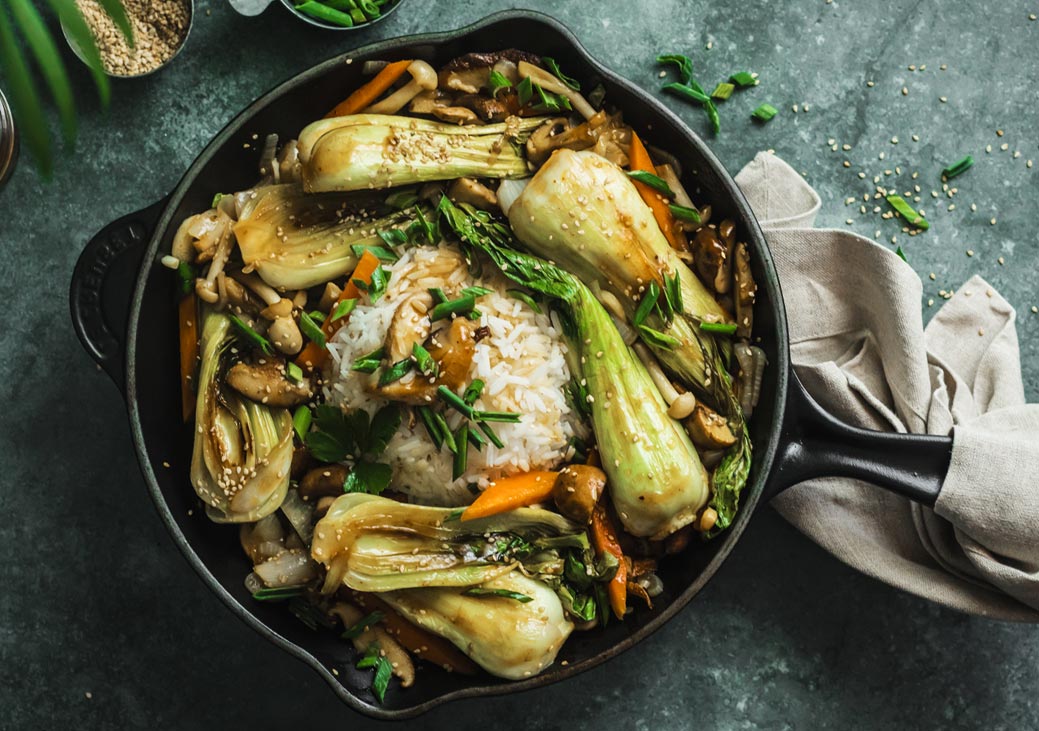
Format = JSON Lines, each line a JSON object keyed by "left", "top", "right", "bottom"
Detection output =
{"left": 9, "top": 0, "right": 76, "bottom": 146}
{"left": 48, "top": 0, "right": 111, "bottom": 106}
{"left": 0, "top": 4, "right": 51, "bottom": 176}
{"left": 94, "top": 0, "right": 133, "bottom": 47}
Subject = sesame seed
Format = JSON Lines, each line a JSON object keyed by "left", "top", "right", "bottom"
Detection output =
{"left": 966, "top": 249, "right": 974, "bottom": 257}
{"left": 902, "top": 86, "right": 909, "bottom": 95}
{"left": 891, "top": 136, "right": 899, "bottom": 144}
{"left": 939, "top": 96, "right": 948, "bottom": 103}
{"left": 928, "top": 298, "right": 934, "bottom": 307}
{"left": 1000, "top": 143, "right": 1009, "bottom": 151}
{"left": 940, "top": 64, "right": 948, "bottom": 70}
{"left": 996, "top": 129, "right": 1004, "bottom": 137}
{"left": 929, "top": 272, "right": 936, "bottom": 280}
{"left": 911, "top": 134, "right": 919, "bottom": 142}
{"left": 990, "top": 218, "right": 997, "bottom": 225}
{"left": 846, "top": 218, "right": 854, "bottom": 225}
{"left": 998, "top": 256, "right": 1005, "bottom": 265}
{"left": 978, "top": 328, "right": 984, "bottom": 336}
{"left": 1032, "top": 306, "right": 1038, "bottom": 314}
{"left": 843, "top": 160, "right": 851, "bottom": 167}
{"left": 867, "top": 80, "right": 875, "bottom": 87}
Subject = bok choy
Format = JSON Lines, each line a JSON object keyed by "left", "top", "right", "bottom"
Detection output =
{"left": 190, "top": 312, "right": 295, "bottom": 523}
{"left": 297, "top": 114, "right": 547, "bottom": 194}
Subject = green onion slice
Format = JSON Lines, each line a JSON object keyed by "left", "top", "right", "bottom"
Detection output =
{"left": 751, "top": 103, "right": 778, "bottom": 122}
{"left": 434, "top": 412, "right": 457, "bottom": 454}
{"left": 252, "top": 586, "right": 304, "bottom": 601}
{"left": 351, "top": 346, "right": 385, "bottom": 373}
{"left": 885, "top": 194, "right": 930, "bottom": 230}
{"left": 286, "top": 362, "right": 304, "bottom": 383}
{"left": 452, "top": 423, "right": 469, "bottom": 479}
{"left": 626, "top": 170, "right": 674, "bottom": 197}
{"left": 729, "top": 71, "right": 758, "bottom": 87}
{"left": 437, "top": 386, "right": 476, "bottom": 420}
{"left": 478, "top": 422, "right": 504, "bottom": 449}
{"left": 488, "top": 69, "right": 512, "bottom": 98}
{"left": 711, "top": 82, "right": 735, "bottom": 100}
{"left": 229, "top": 315, "right": 273, "bottom": 355}
{"left": 351, "top": 244, "right": 399, "bottom": 262}
{"left": 431, "top": 294, "right": 476, "bottom": 322}
{"left": 331, "top": 298, "right": 358, "bottom": 322}
{"left": 377, "top": 228, "right": 408, "bottom": 247}
{"left": 941, "top": 155, "right": 973, "bottom": 180}
{"left": 699, "top": 321, "right": 738, "bottom": 335}
{"left": 638, "top": 325, "right": 681, "bottom": 350}
{"left": 176, "top": 261, "right": 196, "bottom": 297}
{"left": 633, "top": 281, "right": 661, "bottom": 327}
{"left": 463, "top": 379, "right": 485, "bottom": 405}
{"left": 461, "top": 587, "right": 534, "bottom": 603}
{"left": 292, "top": 405, "right": 312, "bottom": 441}
{"left": 299, "top": 311, "right": 326, "bottom": 348}
{"left": 411, "top": 342, "right": 438, "bottom": 376}
{"left": 669, "top": 203, "right": 702, "bottom": 224}
{"left": 340, "top": 611, "right": 384, "bottom": 640}
{"left": 378, "top": 358, "right": 413, "bottom": 386}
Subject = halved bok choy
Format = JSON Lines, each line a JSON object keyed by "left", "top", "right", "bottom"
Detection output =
{"left": 190, "top": 312, "right": 295, "bottom": 523}
{"left": 438, "top": 199, "right": 711, "bottom": 539}
{"left": 297, "top": 114, "right": 547, "bottom": 194}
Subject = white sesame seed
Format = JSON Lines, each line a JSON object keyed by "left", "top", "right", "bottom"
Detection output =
{"left": 911, "top": 134, "right": 919, "bottom": 142}
{"left": 966, "top": 249, "right": 973, "bottom": 256}
{"left": 902, "top": 86, "right": 909, "bottom": 95}
{"left": 998, "top": 256, "right": 1005, "bottom": 265}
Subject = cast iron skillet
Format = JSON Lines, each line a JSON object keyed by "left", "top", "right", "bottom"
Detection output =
{"left": 68, "top": 10, "right": 953, "bottom": 719}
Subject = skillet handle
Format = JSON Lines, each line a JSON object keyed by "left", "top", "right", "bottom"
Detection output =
{"left": 69, "top": 198, "right": 168, "bottom": 392}
{"left": 765, "top": 372, "right": 952, "bottom": 506}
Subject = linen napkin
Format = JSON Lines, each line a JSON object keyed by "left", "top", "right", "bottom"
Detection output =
{"left": 735, "top": 151, "right": 1039, "bottom": 621}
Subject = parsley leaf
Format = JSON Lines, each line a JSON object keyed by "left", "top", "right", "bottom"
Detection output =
{"left": 344, "top": 461, "right": 392, "bottom": 495}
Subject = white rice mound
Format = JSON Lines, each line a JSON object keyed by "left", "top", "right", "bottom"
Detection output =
{"left": 324, "top": 243, "right": 585, "bottom": 506}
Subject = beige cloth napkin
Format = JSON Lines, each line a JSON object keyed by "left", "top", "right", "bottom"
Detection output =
{"left": 735, "top": 151, "right": 1039, "bottom": 621}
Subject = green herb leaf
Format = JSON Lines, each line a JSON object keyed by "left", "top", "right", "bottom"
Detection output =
{"left": 516, "top": 76, "right": 534, "bottom": 106}
{"left": 750, "top": 103, "right": 778, "bottom": 122}
{"left": 542, "top": 56, "right": 581, "bottom": 90}
{"left": 378, "top": 358, "right": 413, "bottom": 386}
{"left": 488, "top": 69, "right": 512, "bottom": 98}
{"left": 506, "top": 289, "right": 542, "bottom": 313}
{"left": 885, "top": 194, "right": 929, "bottom": 230}
{"left": 531, "top": 82, "right": 572, "bottom": 113}
{"left": 355, "top": 644, "right": 393, "bottom": 703}
{"left": 252, "top": 586, "right": 305, "bottom": 601}
{"left": 292, "top": 405, "right": 312, "bottom": 441}
{"left": 286, "top": 362, "right": 304, "bottom": 383}
{"left": 175, "top": 261, "right": 196, "bottom": 297}
{"left": 368, "top": 403, "right": 402, "bottom": 457}
{"left": 711, "top": 82, "right": 735, "bottom": 100}
{"left": 344, "top": 461, "right": 392, "bottom": 495}
{"left": 299, "top": 310, "right": 326, "bottom": 348}
{"left": 351, "top": 243, "right": 399, "bottom": 262}
{"left": 626, "top": 170, "right": 674, "bottom": 197}
{"left": 461, "top": 587, "right": 534, "bottom": 603}
{"left": 305, "top": 405, "right": 361, "bottom": 462}
{"left": 341, "top": 610, "right": 384, "bottom": 640}
{"left": 385, "top": 189, "right": 419, "bottom": 210}
{"left": 656, "top": 54, "right": 694, "bottom": 84}
{"left": 633, "top": 281, "right": 661, "bottom": 327}
{"left": 638, "top": 324, "right": 681, "bottom": 349}
{"left": 377, "top": 228, "right": 408, "bottom": 247}
{"left": 229, "top": 315, "right": 273, "bottom": 355}
{"left": 331, "top": 298, "right": 358, "bottom": 322}
{"left": 412, "top": 342, "right": 438, "bottom": 377}
{"left": 941, "top": 155, "right": 973, "bottom": 180}
{"left": 729, "top": 71, "right": 758, "bottom": 87}
{"left": 699, "top": 321, "right": 738, "bottom": 335}
{"left": 431, "top": 294, "right": 477, "bottom": 322}
{"left": 351, "top": 346, "right": 385, "bottom": 374}
{"left": 353, "top": 266, "right": 390, "bottom": 303}
{"left": 895, "top": 246, "right": 908, "bottom": 262}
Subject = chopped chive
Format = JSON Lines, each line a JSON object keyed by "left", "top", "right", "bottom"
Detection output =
{"left": 656, "top": 54, "right": 694, "bottom": 85}
{"left": 292, "top": 405, "right": 312, "bottom": 441}
{"left": 506, "top": 289, "right": 542, "bottom": 313}
{"left": 895, "top": 246, "right": 908, "bottom": 262}
{"left": 478, "top": 422, "right": 505, "bottom": 449}
{"left": 434, "top": 412, "right": 457, "bottom": 454}
{"left": 299, "top": 311, "right": 326, "bottom": 348}
{"left": 176, "top": 261, "right": 196, "bottom": 297}
{"left": 340, "top": 610, "right": 384, "bottom": 640}
{"left": 463, "top": 379, "right": 485, "bottom": 405}
{"left": 286, "top": 362, "right": 304, "bottom": 383}
{"left": 664, "top": 272, "right": 684, "bottom": 314}
{"left": 452, "top": 423, "right": 469, "bottom": 479}
{"left": 351, "top": 346, "right": 385, "bottom": 373}
{"left": 308, "top": 310, "right": 325, "bottom": 324}
{"left": 412, "top": 342, "right": 438, "bottom": 376}
{"left": 669, "top": 203, "right": 702, "bottom": 224}
{"left": 385, "top": 190, "right": 419, "bottom": 210}
{"left": 474, "top": 410, "right": 521, "bottom": 423}
{"left": 428, "top": 287, "right": 448, "bottom": 304}
{"left": 417, "top": 406, "right": 443, "bottom": 448}
{"left": 638, "top": 325, "right": 681, "bottom": 350}
{"left": 729, "top": 71, "right": 758, "bottom": 87}
{"left": 252, "top": 586, "right": 305, "bottom": 601}
{"left": 437, "top": 386, "right": 475, "bottom": 419}
{"left": 751, "top": 103, "right": 778, "bottom": 122}
{"left": 211, "top": 193, "right": 225, "bottom": 208}
{"left": 633, "top": 281, "right": 661, "bottom": 327}
{"left": 467, "top": 308, "right": 483, "bottom": 321}
{"left": 378, "top": 358, "right": 413, "bottom": 386}
{"left": 711, "top": 82, "right": 735, "bottom": 100}
{"left": 461, "top": 285, "right": 493, "bottom": 297}
{"left": 331, "top": 298, "right": 358, "bottom": 322}
{"left": 351, "top": 244, "right": 399, "bottom": 262}
{"left": 488, "top": 69, "right": 512, "bottom": 98}
{"left": 467, "top": 427, "right": 486, "bottom": 450}
{"left": 941, "top": 155, "right": 973, "bottom": 180}
{"left": 699, "top": 321, "right": 738, "bottom": 335}
{"left": 705, "top": 99, "right": 721, "bottom": 134}
{"left": 885, "top": 194, "right": 930, "bottom": 230}
{"left": 542, "top": 56, "right": 581, "bottom": 90}
{"left": 229, "top": 315, "right": 273, "bottom": 355}
{"left": 461, "top": 587, "right": 534, "bottom": 603}
{"left": 626, "top": 170, "right": 674, "bottom": 197}
{"left": 431, "top": 294, "right": 476, "bottom": 322}
{"left": 662, "top": 81, "right": 710, "bottom": 104}
{"left": 377, "top": 228, "right": 408, "bottom": 247}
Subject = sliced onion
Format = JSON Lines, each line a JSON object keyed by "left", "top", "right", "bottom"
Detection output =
{"left": 496, "top": 177, "right": 530, "bottom": 216}
{"left": 253, "top": 548, "right": 318, "bottom": 587}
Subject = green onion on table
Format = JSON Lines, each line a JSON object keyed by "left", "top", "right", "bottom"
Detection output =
{"left": 294, "top": 0, "right": 398, "bottom": 28}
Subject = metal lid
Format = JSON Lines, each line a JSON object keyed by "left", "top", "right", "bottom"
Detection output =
{"left": 0, "top": 88, "right": 17, "bottom": 190}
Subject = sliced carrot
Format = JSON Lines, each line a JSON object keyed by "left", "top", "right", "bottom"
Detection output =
{"left": 460, "top": 471, "right": 560, "bottom": 522}
{"left": 351, "top": 592, "right": 479, "bottom": 675}
{"left": 591, "top": 503, "right": 627, "bottom": 620}
{"left": 178, "top": 292, "right": 199, "bottom": 422}
{"left": 295, "top": 249, "right": 381, "bottom": 373}
{"left": 628, "top": 131, "right": 686, "bottom": 251}
{"left": 325, "top": 59, "right": 413, "bottom": 118}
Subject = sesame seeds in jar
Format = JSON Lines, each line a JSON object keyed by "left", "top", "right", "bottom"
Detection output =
{"left": 74, "top": 0, "right": 192, "bottom": 77}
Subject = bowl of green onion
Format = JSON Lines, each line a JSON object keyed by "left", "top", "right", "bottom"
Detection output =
{"left": 284, "top": 0, "right": 403, "bottom": 29}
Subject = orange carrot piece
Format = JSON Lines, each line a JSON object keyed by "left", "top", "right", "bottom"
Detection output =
{"left": 591, "top": 504, "right": 627, "bottom": 620}
{"left": 351, "top": 592, "right": 479, "bottom": 675}
{"left": 460, "top": 471, "right": 560, "bottom": 522}
{"left": 295, "top": 250, "right": 381, "bottom": 373}
{"left": 628, "top": 131, "right": 685, "bottom": 251}
{"left": 325, "top": 59, "right": 414, "bottom": 118}
{"left": 178, "top": 293, "right": 199, "bottom": 422}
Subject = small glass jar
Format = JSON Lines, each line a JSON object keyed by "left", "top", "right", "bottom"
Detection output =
{"left": 0, "top": 88, "right": 16, "bottom": 190}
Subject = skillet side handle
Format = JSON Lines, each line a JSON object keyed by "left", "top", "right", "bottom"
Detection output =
{"left": 69, "top": 198, "right": 168, "bottom": 393}
{"left": 765, "top": 372, "right": 952, "bottom": 506}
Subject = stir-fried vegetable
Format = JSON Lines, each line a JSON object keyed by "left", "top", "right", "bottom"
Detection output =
{"left": 326, "top": 59, "right": 413, "bottom": 118}
{"left": 297, "top": 115, "right": 547, "bottom": 194}
{"left": 628, "top": 130, "right": 685, "bottom": 251}
{"left": 190, "top": 312, "right": 295, "bottom": 523}
{"left": 461, "top": 471, "right": 561, "bottom": 521}
{"left": 178, "top": 292, "right": 199, "bottom": 421}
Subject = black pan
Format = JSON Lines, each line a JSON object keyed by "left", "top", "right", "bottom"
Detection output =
{"left": 69, "top": 10, "right": 953, "bottom": 720}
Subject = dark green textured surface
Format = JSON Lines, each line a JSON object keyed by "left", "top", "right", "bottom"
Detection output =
{"left": 1, "top": 1, "right": 1037, "bottom": 729}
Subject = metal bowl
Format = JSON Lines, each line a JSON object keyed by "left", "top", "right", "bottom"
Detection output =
{"left": 0, "top": 88, "right": 17, "bottom": 190}
{"left": 61, "top": 0, "right": 194, "bottom": 79}
{"left": 281, "top": 0, "right": 405, "bottom": 31}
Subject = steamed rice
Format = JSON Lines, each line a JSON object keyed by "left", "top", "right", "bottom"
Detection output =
{"left": 324, "top": 243, "right": 585, "bottom": 506}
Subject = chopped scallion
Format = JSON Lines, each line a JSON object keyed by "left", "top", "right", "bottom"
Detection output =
{"left": 331, "top": 298, "right": 358, "bottom": 322}
{"left": 885, "top": 194, "right": 930, "bottom": 230}
{"left": 417, "top": 406, "right": 443, "bottom": 448}
{"left": 176, "top": 261, "right": 196, "bottom": 297}
{"left": 474, "top": 410, "right": 521, "bottom": 423}
{"left": 299, "top": 311, "right": 326, "bottom": 348}
{"left": 229, "top": 315, "right": 273, "bottom": 355}
{"left": 377, "top": 228, "right": 408, "bottom": 247}
{"left": 729, "top": 71, "right": 758, "bottom": 87}
{"left": 252, "top": 586, "right": 304, "bottom": 601}
{"left": 699, "top": 321, "right": 738, "bottom": 335}
{"left": 461, "top": 587, "right": 534, "bottom": 603}
{"left": 428, "top": 287, "right": 448, "bottom": 304}
{"left": 750, "top": 103, "right": 778, "bottom": 122}
{"left": 431, "top": 294, "right": 476, "bottom": 322}
{"left": 463, "top": 379, "right": 485, "bottom": 405}
{"left": 669, "top": 203, "right": 702, "bottom": 224}
{"left": 478, "top": 422, "right": 504, "bottom": 449}
{"left": 941, "top": 155, "right": 973, "bottom": 180}
{"left": 378, "top": 358, "right": 413, "bottom": 386}
{"left": 351, "top": 346, "right": 385, "bottom": 374}
{"left": 292, "top": 405, "right": 312, "bottom": 441}
{"left": 895, "top": 246, "right": 908, "bottom": 262}
{"left": 385, "top": 190, "right": 419, "bottom": 210}
{"left": 286, "top": 362, "right": 304, "bottom": 383}
{"left": 461, "top": 285, "right": 494, "bottom": 297}
{"left": 437, "top": 386, "right": 476, "bottom": 420}
{"left": 351, "top": 244, "right": 399, "bottom": 262}
{"left": 626, "top": 170, "right": 674, "bottom": 197}
{"left": 411, "top": 342, "right": 438, "bottom": 376}
{"left": 452, "top": 423, "right": 469, "bottom": 479}
{"left": 542, "top": 56, "right": 581, "bottom": 90}
{"left": 488, "top": 69, "right": 512, "bottom": 98}
{"left": 341, "top": 610, "right": 384, "bottom": 640}
{"left": 638, "top": 325, "right": 681, "bottom": 349}
{"left": 633, "top": 281, "right": 661, "bottom": 327}
{"left": 711, "top": 82, "right": 735, "bottom": 100}
{"left": 434, "top": 412, "right": 457, "bottom": 454}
